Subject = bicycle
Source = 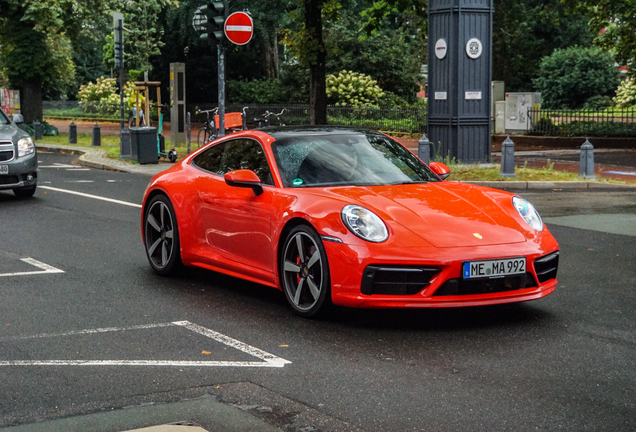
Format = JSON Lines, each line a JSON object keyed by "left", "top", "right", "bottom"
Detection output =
{"left": 256, "top": 109, "right": 287, "bottom": 127}
{"left": 197, "top": 108, "right": 218, "bottom": 147}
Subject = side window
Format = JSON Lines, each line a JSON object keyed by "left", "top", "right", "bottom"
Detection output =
{"left": 221, "top": 139, "right": 274, "bottom": 185}
{"left": 192, "top": 142, "right": 225, "bottom": 175}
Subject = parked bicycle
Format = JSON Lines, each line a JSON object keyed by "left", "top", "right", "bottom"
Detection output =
{"left": 196, "top": 106, "right": 250, "bottom": 147}
{"left": 196, "top": 108, "right": 218, "bottom": 147}
{"left": 256, "top": 109, "right": 287, "bottom": 127}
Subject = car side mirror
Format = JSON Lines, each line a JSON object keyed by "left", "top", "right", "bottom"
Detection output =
{"left": 12, "top": 114, "right": 24, "bottom": 125}
{"left": 429, "top": 162, "right": 451, "bottom": 180}
{"left": 224, "top": 169, "right": 264, "bottom": 196}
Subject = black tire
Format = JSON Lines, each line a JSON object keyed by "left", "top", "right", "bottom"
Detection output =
{"left": 198, "top": 128, "right": 210, "bottom": 147}
{"left": 143, "top": 194, "right": 183, "bottom": 276}
{"left": 280, "top": 225, "right": 331, "bottom": 318}
{"left": 168, "top": 150, "right": 177, "bottom": 163}
{"left": 13, "top": 185, "right": 36, "bottom": 198}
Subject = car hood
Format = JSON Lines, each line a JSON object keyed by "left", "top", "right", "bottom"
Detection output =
{"left": 322, "top": 182, "right": 527, "bottom": 248}
{"left": 0, "top": 123, "right": 29, "bottom": 144}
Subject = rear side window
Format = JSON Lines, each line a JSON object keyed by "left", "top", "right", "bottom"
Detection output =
{"left": 192, "top": 139, "right": 274, "bottom": 185}
{"left": 192, "top": 142, "right": 224, "bottom": 175}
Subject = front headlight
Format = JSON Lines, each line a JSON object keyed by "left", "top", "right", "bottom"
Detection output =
{"left": 17, "top": 137, "right": 35, "bottom": 157}
{"left": 341, "top": 205, "right": 388, "bottom": 242}
{"left": 513, "top": 196, "right": 543, "bottom": 231}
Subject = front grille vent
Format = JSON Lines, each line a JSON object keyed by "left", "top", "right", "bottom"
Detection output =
{"left": 361, "top": 266, "right": 440, "bottom": 295}
{"left": 534, "top": 252, "right": 559, "bottom": 283}
{"left": 434, "top": 272, "right": 537, "bottom": 296}
{"left": 0, "top": 143, "right": 14, "bottom": 162}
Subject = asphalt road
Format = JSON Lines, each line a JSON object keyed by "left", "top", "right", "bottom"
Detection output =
{"left": 0, "top": 152, "right": 635, "bottom": 431}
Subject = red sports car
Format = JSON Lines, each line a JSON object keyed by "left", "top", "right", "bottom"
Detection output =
{"left": 141, "top": 127, "right": 559, "bottom": 317}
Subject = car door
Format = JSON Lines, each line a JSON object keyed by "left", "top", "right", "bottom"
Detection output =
{"left": 193, "top": 138, "right": 276, "bottom": 274}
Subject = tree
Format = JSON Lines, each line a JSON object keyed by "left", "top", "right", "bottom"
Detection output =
{"left": 562, "top": 0, "right": 636, "bottom": 73}
{"left": 493, "top": 0, "right": 593, "bottom": 91}
{"left": 0, "top": 0, "right": 113, "bottom": 122}
{"left": 533, "top": 46, "right": 619, "bottom": 109}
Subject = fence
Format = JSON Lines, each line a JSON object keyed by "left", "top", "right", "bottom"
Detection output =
{"left": 44, "top": 101, "right": 427, "bottom": 134}
{"left": 527, "top": 108, "right": 636, "bottom": 137}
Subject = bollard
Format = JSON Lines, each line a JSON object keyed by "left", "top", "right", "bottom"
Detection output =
{"left": 418, "top": 133, "right": 432, "bottom": 165}
{"left": 119, "top": 127, "right": 131, "bottom": 158}
{"left": 500, "top": 135, "right": 516, "bottom": 177}
{"left": 92, "top": 123, "right": 101, "bottom": 146}
{"left": 579, "top": 138, "right": 596, "bottom": 179}
{"left": 33, "top": 120, "right": 42, "bottom": 141}
{"left": 69, "top": 122, "right": 77, "bottom": 144}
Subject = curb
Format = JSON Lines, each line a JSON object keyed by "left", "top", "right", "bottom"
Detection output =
{"left": 461, "top": 180, "right": 636, "bottom": 190}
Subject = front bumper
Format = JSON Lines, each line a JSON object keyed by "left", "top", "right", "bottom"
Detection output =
{"left": 325, "top": 239, "right": 560, "bottom": 308}
{"left": 0, "top": 153, "right": 37, "bottom": 190}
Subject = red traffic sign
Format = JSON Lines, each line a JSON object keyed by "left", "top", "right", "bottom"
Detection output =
{"left": 224, "top": 12, "right": 253, "bottom": 46}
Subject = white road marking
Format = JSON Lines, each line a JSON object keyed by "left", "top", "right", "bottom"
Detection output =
{"left": 65, "top": 180, "right": 94, "bottom": 183}
{"left": 0, "top": 321, "right": 291, "bottom": 368}
{"left": 66, "top": 168, "right": 91, "bottom": 171}
{"left": 0, "top": 258, "right": 64, "bottom": 277}
{"left": 38, "top": 163, "right": 78, "bottom": 169}
{"left": 39, "top": 185, "right": 142, "bottom": 208}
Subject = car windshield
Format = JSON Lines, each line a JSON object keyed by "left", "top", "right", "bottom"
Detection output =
{"left": 0, "top": 110, "right": 9, "bottom": 125}
{"left": 271, "top": 131, "right": 441, "bottom": 188}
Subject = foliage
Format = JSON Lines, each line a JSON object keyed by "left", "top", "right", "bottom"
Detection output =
{"left": 562, "top": 0, "right": 636, "bottom": 74}
{"left": 613, "top": 78, "right": 636, "bottom": 109}
{"left": 583, "top": 95, "right": 614, "bottom": 111}
{"left": 227, "top": 79, "right": 295, "bottom": 104}
{"left": 106, "top": 0, "right": 179, "bottom": 72}
{"left": 324, "top": 10, "right": 423, "bottom": 102}
{"left": 77, "top": 77, "right": 137, "bottom": 115}
{"left": 530, "top": 117, "right": 561, "bottom": 136}
{"left": 326, "top": 71, "right": 384, "bottom": 106}
{"left": 493, "top": 0, "right": 593, "bottom": 92}
{"left": 533, "top": 46, "right": 620, "bottom": 109}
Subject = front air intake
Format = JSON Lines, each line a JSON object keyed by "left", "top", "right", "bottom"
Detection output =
{"left": 361, "top": 266, "right": 440, "bottom": 295}
{"left": 534, "top": 252, "right": 559, "bottom": 283}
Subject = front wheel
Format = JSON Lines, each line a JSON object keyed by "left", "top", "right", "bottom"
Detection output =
{"left": 280, "top": 225, "right": 331, "bottom": 318}
{"left": 13, "top": 185, "right": 36, "bottom": 198}
{"left": 143, "top": 194, "right": 183, "bottom": 276}
{"left": 198, "top": 128, "right": 211, "bottom": 147}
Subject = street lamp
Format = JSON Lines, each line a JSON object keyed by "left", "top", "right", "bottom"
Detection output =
{"left": 192, "top": 6, "right": 207, "bottom": 35}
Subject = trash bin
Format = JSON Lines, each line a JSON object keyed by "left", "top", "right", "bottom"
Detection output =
{"left": 130, "top": 127, "right": 158, "bottom": 164}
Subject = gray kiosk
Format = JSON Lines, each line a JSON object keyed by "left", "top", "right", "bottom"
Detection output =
{"left": 170, "top": 62, "right": 187, "bottom": 147}
{"left": 427, "top": 0, "right": 493, "bottom": 163}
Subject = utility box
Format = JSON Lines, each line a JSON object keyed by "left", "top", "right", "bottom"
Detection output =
{"left": 170, "top": 62, "right": 186, "bottom": 147}
{"left": 0, "top": 89, "right": 20, "bottom": 115}
{"left": 130, "top": 126, "right": 158, "bottom": 164}
{"left": 505, "top": 92, "right": 541, "bottom": 132}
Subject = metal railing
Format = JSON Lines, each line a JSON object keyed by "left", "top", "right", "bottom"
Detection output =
{"left": 527, "top": 107, "right": 636, "bottom": 137}
{"left": 44, "top": 101, "right": 428, "bottom": 134}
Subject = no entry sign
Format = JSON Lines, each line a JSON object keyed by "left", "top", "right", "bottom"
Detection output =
{"left": 224, "top": 12, "right": 253, "bottom": 46}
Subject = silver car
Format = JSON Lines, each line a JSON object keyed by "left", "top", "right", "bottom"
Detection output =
{"left": 0, "top": 110, "right": 37, "bottom": 197}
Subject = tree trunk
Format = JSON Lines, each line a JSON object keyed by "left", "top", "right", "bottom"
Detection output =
{"left": 305, "top": 0, "right": 327, "bottom": 125}
{"left": 261, "top": 29, "right": 280, "bottom": 79}
{"left": 21, "top": 80, "right": 42, "bottom": 124}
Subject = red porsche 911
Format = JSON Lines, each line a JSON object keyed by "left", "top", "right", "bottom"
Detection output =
{"left": 141, "top": 127, "right": 559, "bottom": 317}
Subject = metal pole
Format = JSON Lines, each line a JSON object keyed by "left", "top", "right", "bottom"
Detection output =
{"left": 117, "top": 18, "right": 131, "bottom": 158}
{"left": 187, "top": 112, "right": 191, "bottom": 154}
{"left": 218, "top": 42, "right": 225, "bottom": 137}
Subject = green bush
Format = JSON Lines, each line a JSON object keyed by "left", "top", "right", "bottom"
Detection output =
{"left": 583, "top": 95, "right": 614, "bottom": 111}
{"left": 533, "top": 47, "right": 620, "bottom": 109}
{"left": 227, "top": 79, "right": 294, "bottom": 104}
{"left": 529, "top": 117, "right": 561, "bottom": 136}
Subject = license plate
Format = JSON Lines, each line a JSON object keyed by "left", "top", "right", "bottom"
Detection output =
{"left": 463, "top": 257, "right": 526, "bottom": 279}
{"left": 0, "top": 165, "right": 8, "bottom": 175}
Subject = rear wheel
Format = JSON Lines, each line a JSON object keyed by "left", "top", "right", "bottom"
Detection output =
{"left": 13, "top": 185, "right": 36, "bottom": 198}
{"left": 144, "top": 194, "right": 183, "bottom": 276}
{"left": 280, "top": 225, "right": 331, "bottom": 318}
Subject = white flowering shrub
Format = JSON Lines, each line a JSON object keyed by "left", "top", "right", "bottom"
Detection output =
{"left": 326, "top": 71, "right": 384, "bottom": 106}
{"left": 77, "top": 77, "right": 137, "bottom": 115}
{"left": 613, "top": 78, "right": 636, "bottom": 108}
